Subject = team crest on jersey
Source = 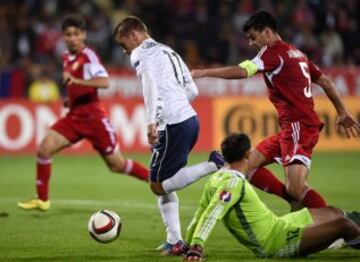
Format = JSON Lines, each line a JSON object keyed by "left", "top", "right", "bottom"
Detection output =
{"left": 219, "top": 191, "right": 232, "bottom": 203}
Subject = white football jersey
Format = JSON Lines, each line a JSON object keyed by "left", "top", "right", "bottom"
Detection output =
{"left": 130, "top": 38, "right": 198, "bottom": 130}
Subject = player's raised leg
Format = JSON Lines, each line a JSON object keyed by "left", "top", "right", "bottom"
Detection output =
{"left": 149, "top": 117, "right": 223, "bottom": 196}
{"left": 17, "top": 129, "right": 72, "bottom": 211}
{"left": 101, "top": 151, "right": 149, "bottom": 181}
{"left": 89, "top": 116, "right": 149, "bottom": 182}
{"left": 153, "top": 152, "right": 223, "bottom": 195}
{"left": 283, "top": 122, "right": 327, "bottom": 209}
{"left": 247, "top": 148, "right": 293, "bottom": 203}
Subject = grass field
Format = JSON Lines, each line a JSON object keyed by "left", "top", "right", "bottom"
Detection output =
{"left": 0, "top": 152, "right": 359, "bottom": 262}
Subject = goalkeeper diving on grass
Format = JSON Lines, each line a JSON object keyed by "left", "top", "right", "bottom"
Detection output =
{"left": 184, "top": 133, "right": 360, "bottom": 260}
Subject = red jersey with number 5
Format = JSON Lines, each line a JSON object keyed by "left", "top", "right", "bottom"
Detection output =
{"left": 251, "top": 40, "right": 323, "bottom": 127}
{"left": 63, "top": 47, "right": 108, "bottom": 116}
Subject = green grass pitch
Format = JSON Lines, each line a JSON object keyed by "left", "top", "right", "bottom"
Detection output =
{"left": 0, "top": 152, "right": 359, "bottom": 262}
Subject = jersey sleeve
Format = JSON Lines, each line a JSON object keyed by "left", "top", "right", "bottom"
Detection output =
{"left": 251, "top": 47, "right": 280, "bottom": 73}
{"left": 308, "top": 60, "right": 323, "bottom": 81}
{"left": 185, "top": 182, "right": 209, "bottom": 245}
{"left": 131, "top": 49, "right": 158, "bottom": 125}
{"left": 189, "top": 175, "right": 244, "bottom": 247}
{"left": 83, "top": 62, "right": 109, "bottom": 80}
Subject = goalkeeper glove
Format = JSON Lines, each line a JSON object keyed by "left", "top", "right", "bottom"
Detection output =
{"left": 184, "top": 244, "right": 203, "bottom": 261}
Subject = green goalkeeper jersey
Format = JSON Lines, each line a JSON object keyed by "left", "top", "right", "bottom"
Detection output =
{"left": 185, "top": 168, "right": 313, "bottom": 258}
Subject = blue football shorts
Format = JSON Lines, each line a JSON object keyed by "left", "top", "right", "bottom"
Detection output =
{"left": 150, "top": 116, "right": 199, "bottom": 183}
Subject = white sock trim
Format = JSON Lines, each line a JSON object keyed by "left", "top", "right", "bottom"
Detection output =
{"left": 37, "top": 157, "right": 52, "bottom": 165}
{"left": 124, "top": 159, "right": 134, "bottom": 174}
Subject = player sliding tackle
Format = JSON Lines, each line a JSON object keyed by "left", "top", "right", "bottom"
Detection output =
{"left": 113, "top": 16, "right": 225, "bottom": 256}
{"left": 184, "top": 133, "right": 360, "bottom": 260}
{"left": 191, "top": 11, "right": 360, "bottom": 211}
{"left": 18, "top": 14, "right": 149, "bottom": 211}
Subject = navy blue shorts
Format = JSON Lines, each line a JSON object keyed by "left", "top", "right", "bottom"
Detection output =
{"left": 150, "top": 116, "right": 199, "bottom": 183}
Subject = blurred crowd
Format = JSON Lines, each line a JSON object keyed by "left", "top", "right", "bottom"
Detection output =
{"left": 0, "top": 0, "right": 359, "bottom": 100}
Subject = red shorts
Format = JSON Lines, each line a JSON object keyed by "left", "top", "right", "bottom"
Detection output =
{"left": 256, "top": 122, "right": 322, "bottom": 168}
{"left": 51, "top": 112, "right": 118, "bottom": 155}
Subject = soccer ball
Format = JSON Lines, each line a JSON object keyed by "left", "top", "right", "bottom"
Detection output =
{"left": 88, "top": 210, "right": 121, "bottom": 243}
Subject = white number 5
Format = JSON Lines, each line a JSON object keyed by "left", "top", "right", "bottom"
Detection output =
{"left": 299, "top": 62, "right": 312, "bottom": 98}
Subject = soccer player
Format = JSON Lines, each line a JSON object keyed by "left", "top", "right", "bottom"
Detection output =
{"left": 17, "top": 14, "right": 148, "bottom": 211}
{"left": 184, "top": 133, "right": 360, "bottom": 260}
{"left": 191, "top": 11, "right": 360, "bottom": 209}
{"left": 113, "top": 16, "right": 225, "bottom": 255}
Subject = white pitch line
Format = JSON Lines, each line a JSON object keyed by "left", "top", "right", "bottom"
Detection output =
{"left": 0, "top": 197, "right": 197, "bottom": 210}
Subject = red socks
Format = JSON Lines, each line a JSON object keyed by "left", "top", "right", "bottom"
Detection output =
{"left": 301, "top": 188, "right": 327, "bottom": 208}
{"left": 124, "top": 159, "right": 149, "bottom": 182}
{"left": 248, "top": 167, "right": 327, "bottom": 208}
{"left": 248, "top": 167, "right": 293, "bottom": 203}
{"left": 35, "top": 157, "right": 148, "bottom": 202}
{"left": 36, "top": 157, "right": 51, "bottom": 201}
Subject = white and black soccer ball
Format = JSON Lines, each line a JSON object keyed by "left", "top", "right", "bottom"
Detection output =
{"left": 88, "top": 210, "right": 121, "bottom": 243}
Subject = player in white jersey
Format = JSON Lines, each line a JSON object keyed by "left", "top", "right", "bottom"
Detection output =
{"left": 113, "top": 16, "right": 225, "bottom": 255}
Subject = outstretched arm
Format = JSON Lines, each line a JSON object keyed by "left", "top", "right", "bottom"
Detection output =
{"left": 191, "top": 66, "right": 248, "bottom": 79}
{"left": 191, "top": 60, "right": 259, "bottom": 79}
{"left": 315, "top": 74, "right": 360, "bottom": 138}
{"left": 184, "top": 176, "right": 243, "bottom": 261}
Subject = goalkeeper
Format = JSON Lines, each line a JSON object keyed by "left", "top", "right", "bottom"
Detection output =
{"left": 184, "top": 133, "right": 360, "bottom": 260}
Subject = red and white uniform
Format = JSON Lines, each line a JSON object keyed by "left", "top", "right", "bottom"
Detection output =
{"left": 51, "top": 46, "right": 118, "bottom": 155}
{"left": 251, "top": 40, "right": 324, "bottom": 168}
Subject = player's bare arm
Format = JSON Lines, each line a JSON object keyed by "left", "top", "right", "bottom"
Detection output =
{"left": 191, "top": 66, "right": 248, "bottom": 79}
{"left": 315, "top": 74, "right": 360, "bottom": 138}
{"left": 73, "top": 76, "right": 109, "bottom": 88}
{"left": 63, "top": 72, "right": 109, "bottom": 88}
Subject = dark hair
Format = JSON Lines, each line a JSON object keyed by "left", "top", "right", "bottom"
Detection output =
{"left": 221, "top": 133, "right": 251, "bottom": 164}
{"left": 61, "top": 14, "right": 86, "bottom": 31}
{"left": 243, "top": 10, "right": 277, "bottom": 33}
{"left": 113, "top": 16, "right": 147, "bottom": 39}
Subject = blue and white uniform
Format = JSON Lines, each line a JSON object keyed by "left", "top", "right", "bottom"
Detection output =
{"left": 131, "top": 38, "right": 199, "bottom": 182}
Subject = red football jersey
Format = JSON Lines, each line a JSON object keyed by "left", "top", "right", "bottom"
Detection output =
{"left": 251, "top": 40, "right": 324, "bottom": 127}
{"left": 63, "top": 47, "right": 109, "bottom": 115}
